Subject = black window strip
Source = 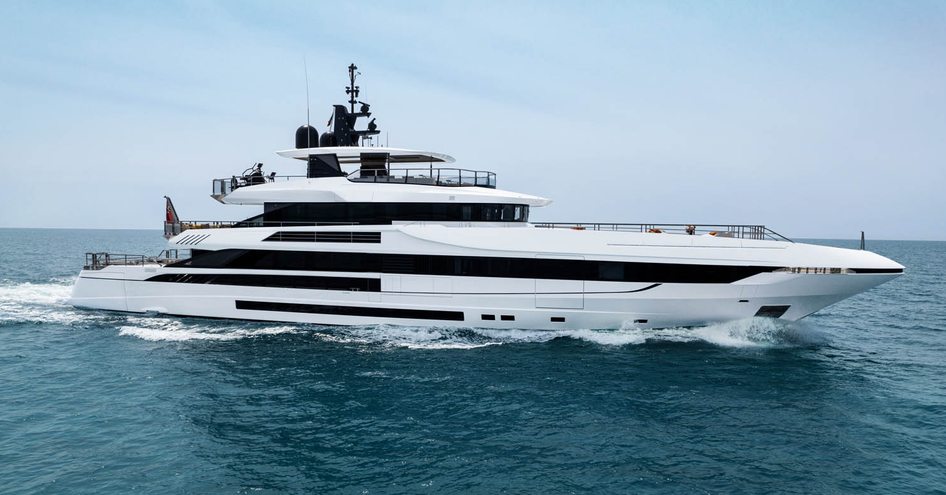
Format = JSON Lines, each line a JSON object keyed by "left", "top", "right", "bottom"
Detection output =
{"left": 170, "top": 249, "right": 779, "bottom": 284}
{"left": 146, "top": 273, "right": 380, "bottom": 292}
{"left": 261, "top": 202, "right": 529, "bottom": 225}
{"left": 316, "top": 232, "right": 382, "bottom": 243}
{"left": 235, "top": 300, "right": 464, "bottom": 321}
{"left": 264, "top": 232, "right": 382, "bottom": 243}
{"left": 849, "top": 268, "right": 903, "bottom": 274}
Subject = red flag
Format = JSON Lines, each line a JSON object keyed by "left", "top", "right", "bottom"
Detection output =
{"left": 164, "top": 196, "right": 179, "bottom": 224}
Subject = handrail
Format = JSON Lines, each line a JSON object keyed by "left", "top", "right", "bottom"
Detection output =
{"left": 164, "top": 220, "right": 358, "bottom": 237}
{"left": 211, "top": 166, "right": 498, "bottom": 197}
{"left": 164, "top": 219, "right": 790, "bottom": 241}
{"left": 532, "top": 223, "right": 793, "bottom": 242}
{"left": 348, "top": 167, "right": 497, "bottom": 188}
{"left": 164, "top": 220, "right": 240, "bottom": 237}
{"left": 84, "top": 249, "right": 189, "bottom": 270}
{"left": 212, "top": 174, "right": 307, "bottom": 197}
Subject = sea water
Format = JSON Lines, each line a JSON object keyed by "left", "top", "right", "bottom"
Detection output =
{"left": 1, "top": 228, "right": 944, "bottom": 494}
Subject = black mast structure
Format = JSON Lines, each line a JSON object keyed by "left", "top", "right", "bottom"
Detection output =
{"left": 346, "top": 63, "right": 359, "bottom": 114}
{"left": 296, "top": 63, "right": 385, "bottom": 178}
{"left": 325, "top": 63, "right": 380, "bottom": 147}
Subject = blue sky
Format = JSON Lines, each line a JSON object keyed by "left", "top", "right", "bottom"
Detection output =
{"left": 1, "top": 1, "right": 944, "bottom": 239}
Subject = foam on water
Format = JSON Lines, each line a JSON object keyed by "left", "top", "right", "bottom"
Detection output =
{"left": 305, "top": 318, "right": 824, "bottom": 350}
{"left": 118, "top": 317, "right": 299, "bottom": 341}
{"left": 111, "top": 317, "right": 822, "bottom": 348}
{"left": 0, "top": 279, "right": 99, "bottom": 325}
{"left": 689, "top": 317, "right": 826, "bottom": 347}
{"left": 0, "top": 279, "right": 73, "bottom": 305}
{"left": 313, "top": 325, "right": 502, "bottom": 349}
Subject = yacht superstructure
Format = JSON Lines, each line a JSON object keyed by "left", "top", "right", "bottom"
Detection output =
{"left": 70, "top": 65, "right": 903, "bottom": 329}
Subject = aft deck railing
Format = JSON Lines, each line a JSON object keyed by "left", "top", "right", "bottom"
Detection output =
{"left": 84, "top": 249, "right": 188, "bottom": 271}
{"left": 532, "top": 223, "right": 793, "bottom": 242}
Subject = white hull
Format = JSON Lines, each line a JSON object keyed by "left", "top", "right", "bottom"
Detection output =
{"left": 70, "top": 225, "right": 902, "bottom": 330}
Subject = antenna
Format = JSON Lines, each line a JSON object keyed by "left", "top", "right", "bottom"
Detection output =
{"left": 304, "top": 57, "right": 311, "bottom": 147}
{"left": 346, "top": 63, "right": 360, "bottom": 114}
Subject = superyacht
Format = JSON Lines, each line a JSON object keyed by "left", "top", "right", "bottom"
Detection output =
{"left": 70, "top": 64, "right": 904, "bottom": 329}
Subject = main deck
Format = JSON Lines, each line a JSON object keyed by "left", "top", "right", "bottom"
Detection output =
{"left": 162, "top": 219, "right": 791, "bottom": 241}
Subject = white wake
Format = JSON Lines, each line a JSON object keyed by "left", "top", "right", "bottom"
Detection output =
{"left": 118, "top": 317, "right": 299, "bottom": 341}
{"left": 0, "top": 278, "right": 94, "bottom": 325}
{"left": 306, "top": 318, "right": 824, "bottom": 350}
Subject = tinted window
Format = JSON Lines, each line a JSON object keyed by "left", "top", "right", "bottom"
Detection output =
{"left": 260, "top": 202, "right": 531, "bottom": 225}
{"left": 173, "top": 249, "right": 778, "bottom": 283}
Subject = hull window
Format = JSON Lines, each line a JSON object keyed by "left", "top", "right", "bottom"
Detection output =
{"left": 235, "top": 300, "right": 464, "bottom": 321}
{"left": 147, "top": 273, "right": 380, "bottom": 292}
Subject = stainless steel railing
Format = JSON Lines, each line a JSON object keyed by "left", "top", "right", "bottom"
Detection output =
{"left": 211, "top": 167, "right": 497, "bottom": 198}
{"left": 348, "top": 167, "right": 496, "bottom": 188}
{"left": 532, "top": 223, "right": 793, "bottom": 242}
{"left": 83, "top": 249, "right": 188, "bottom": 270}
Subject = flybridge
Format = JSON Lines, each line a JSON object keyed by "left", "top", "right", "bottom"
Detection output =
{"left": 209, "top": 64, "right": 499, "bottom": 202}
{"left": 278, "top": 146, "right": 495, "bottom": 189}
{"left": 210, "top": 148, "right": 498, "bottom": 201}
